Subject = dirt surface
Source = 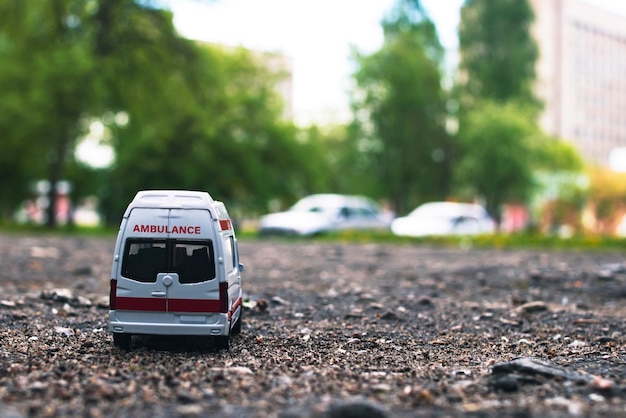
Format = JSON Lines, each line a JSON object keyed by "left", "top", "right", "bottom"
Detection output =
{"left": 1, "top": 235, "right": 626, "bottom": 417}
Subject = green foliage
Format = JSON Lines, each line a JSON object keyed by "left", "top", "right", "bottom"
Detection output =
{"left": 0, "top": 0, "right": 98, "bottom": 218}
{"left": 455, "top": 100, "right": 587, "bottom": 228}
{"left": 351, "top": 0, "right": 452, "bottom": 214}
{"left": 0, "top": 0, "right": 189, "bottom": 225}
{"left": 458, "top": 0, "right": 540, "bottom": 109}
{"left": 533, "top": 138, "right": 584, "bottom": 172}
{"left": 455, "top": 100, "right": 540, "bottom": 222}
{"left": 102, "top": 43, "right": 331, "bottom": 221}
{"left": 381, "top": 0, "right": 444, "bottom": 64}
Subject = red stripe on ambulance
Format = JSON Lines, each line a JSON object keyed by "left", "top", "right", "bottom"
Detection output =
{"left": 114, "top": 296, "right": 243, "bottom": 316}
{"left": 228, "top": 296, "right": 243, "bottom": 321}
{"left": 115, "top": 297, "right": 222, "bottom": 313}
{"left": 169, "top": 298, "right": 222, "bottom": 313}
{"left": 116, "top": 296, "right": 166, "bottom": 312}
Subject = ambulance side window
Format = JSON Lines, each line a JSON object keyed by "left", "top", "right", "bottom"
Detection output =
{"left": 223, "top": 236, "right": 236, "bottom": 273}
{"left": 122, "top": 240, "right": 167, "bottom": 283}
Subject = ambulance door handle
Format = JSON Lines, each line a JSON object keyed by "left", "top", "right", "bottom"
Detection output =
{"left": 151, "top": 291, "right": 166, "bottom": 297}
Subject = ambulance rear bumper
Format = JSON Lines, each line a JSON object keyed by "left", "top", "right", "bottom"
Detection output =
{"left": 108, "top": 311, "right": 230, "bottom": 336}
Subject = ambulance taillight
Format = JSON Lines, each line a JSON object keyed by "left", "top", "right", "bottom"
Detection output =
{"left": 109, "top": 279, "right": 117, "bottom": 310}
{"left": 219, "top": 282, "right": 228, "bottom": 313}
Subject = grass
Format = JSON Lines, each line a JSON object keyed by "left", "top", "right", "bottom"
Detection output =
{"left": 239, "top": 229, "right": 626, "bottom": 251}
{"left": 3, "top": 223, "right": 625, "bottom": 251}
{"left": 0, "top": 222, "right": 118, "bottom": 237}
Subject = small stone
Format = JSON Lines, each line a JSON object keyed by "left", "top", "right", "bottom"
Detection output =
{"left": 72, "top": 266, "right": 93, "bottom": 276}
{"left": 257, "top": 299, "right": 269, "bottom": 311}
{"left": 590, "top": 375, "right": 614, "bottom": 391}
{"left": 176, "top": 404, "right": 203, "bottom": 417}
{"left": 323, "top": 401, "right": 389, "bottom": 418}
{"left": 41, "top": 288, "right": 73, "bottom": 303}
{"left": 270, "top": 296, "right": 287, "bottom": 305}
{"left": 176, "top": 390, "right": 200, "bottom": 404}
{"left": 515, "top": 301, "right": 548, "bottom": 314}
{"left": 378, "top": 311, "right": 399, "bottom": 320}
{"left": 54, "top": 326, "right": 75, "bottom": 337}
{"left": 418, "top": 296, "right": 434, "bottom": 305}
{"left": 0, "top": 300, "right": 16, "bottom": 308}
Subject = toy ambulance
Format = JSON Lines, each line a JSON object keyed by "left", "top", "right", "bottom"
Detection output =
{"left": 109, "top": 190, "right": 244, "bottom": 350}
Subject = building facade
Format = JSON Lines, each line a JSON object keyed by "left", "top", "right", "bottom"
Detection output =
{"left": 530, "top": 0, "right": 626, "bottom": 168}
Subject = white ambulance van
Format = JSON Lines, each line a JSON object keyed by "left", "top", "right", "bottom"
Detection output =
{"left": 109, "top": 190, "right": 244, "bottom": 350}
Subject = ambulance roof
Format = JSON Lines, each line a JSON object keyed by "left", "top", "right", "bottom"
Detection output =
{"left": 123, "top": 190, "right": 217, "bottom": 217}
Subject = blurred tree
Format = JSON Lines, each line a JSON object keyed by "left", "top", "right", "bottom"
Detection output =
{"left": 102, "top": 44, "right": 324, "bottom": 221}
{"left": 293, "top": 125, "right": 347, "bottom": 195}
{"left": 457, "top": 100, "right": 585, "bottom": 229}
{"left": 533, "top": 137, "right": 584, "bottom": 172}
{"left": 0, "top": 0, "right": 97, "bottom": 223}
{"left": 0, "top": 0, "right": 192, "bottom": 227}
{"left": 455, "top": 101, "right": 540, "bottom": 225}
{"left": 454, "top": 0, "right": 553, "bottom": 227}
{"left": 351, "top": 0, "right": 452, "bottom": 215}
{"left": 288, "top": 123, "right": 380, "bottom": 201}
{"left": 457, "top": 0, "right": 540, "bottom": 109}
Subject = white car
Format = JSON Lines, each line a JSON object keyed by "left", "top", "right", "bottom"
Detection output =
{"left": 391, "top": 201, "right": 496, "bottom": 237}
{"left": 258, "top": 194, "right": 392, "bottom": 236}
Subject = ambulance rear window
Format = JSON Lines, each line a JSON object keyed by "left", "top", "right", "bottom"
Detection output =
{"left": 122, "top": 239, "right": 215, "bottom": 283}
{"left": 174, "top": 242, "right": 216, "bottom": 283}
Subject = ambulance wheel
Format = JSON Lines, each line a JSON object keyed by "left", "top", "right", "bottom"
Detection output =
{"left": 113, "top": 333, "right": 131, "bottom": 350}
{"left": 215, "top": 335, "right": 230, "bottom": 351}
{"left": 231, "top": 310, "right": 242, "bottom": 336}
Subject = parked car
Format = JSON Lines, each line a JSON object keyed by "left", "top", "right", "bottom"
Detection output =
{"left": 258, "top": 194, "right": 392, "bottom": 236}
{"left": 391, "top": 201, "right": 496, "bottom": 237}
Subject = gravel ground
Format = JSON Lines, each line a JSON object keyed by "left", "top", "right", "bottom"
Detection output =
{"left": 1, "top": 235, "right": 626, "bottom": 417}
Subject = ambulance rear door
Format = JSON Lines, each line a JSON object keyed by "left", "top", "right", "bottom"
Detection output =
{"left": 164, "top": 208, "right": 221, "bottom": 315}
{"left": 114, "top": 208, "right": 170, "bottom": 320}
